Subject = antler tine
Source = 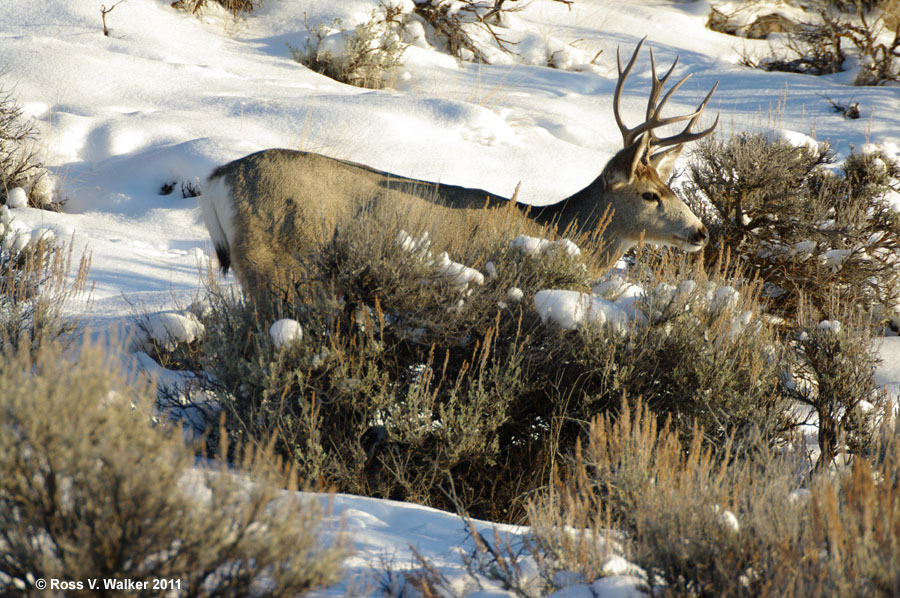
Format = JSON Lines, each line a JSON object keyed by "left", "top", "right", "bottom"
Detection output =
{"left": 649, "top": 81, "right": 720, "bottom": 149}
{"left": 614, "top": 39, "right": 719, "bottom": 150}
{"left": 614, "top": 37, "right": 647, "bottom": 147}
{"left": 646, "top": 48, "right": 680, "bottom": 121}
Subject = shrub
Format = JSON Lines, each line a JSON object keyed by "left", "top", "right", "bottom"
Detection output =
{"left": 525, "top": 398, "right": 900, "bottom": 598}
{"left": 0, "top": 341, "right": 345, "bottom": 597}
{"left": 0, "top": 76, "right": 56, "bottom": 209}
{"left": 782, "top": 317, "right": 888, "bottom": 467}
{"left": 412, "top": 0, "right": 523, "bottom": 63}
{"left": 683, "top": 132, "right": 900, "bottom": 329}
{"left": 411, "top": 0, "right": 578, "bottom": 64}
{"left": 291, "top": 0, "right": 586, "bottom": 87}
{"left": 740, "top": 1, "right": 900, "bottom": 85}
{"left": 290, "top": 7, "right": 407, "bottom": 90}
{"left": 197, "top": 203, "right": 593, "bottom": 521}
{"left": 0, "top": 223, "right": 89, "bottom": 355}
{"left": 171, "top": 0, "right": 258, "bottom": 19}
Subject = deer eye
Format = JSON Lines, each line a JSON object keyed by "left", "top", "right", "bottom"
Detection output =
{"left": 642, "top": 192, "right": 661, "bottom": 203}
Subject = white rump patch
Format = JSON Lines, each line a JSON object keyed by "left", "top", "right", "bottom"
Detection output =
{"left": 199, "top": 175, "right": 237, "bottom": 269}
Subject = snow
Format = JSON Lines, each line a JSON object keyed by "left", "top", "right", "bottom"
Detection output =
{"left": 270, "top": 318, "right": 304, "bottom": 348}
{"left": 135, "top": 310, "right": 204, "bottom": 352}
{"left": 7, "top": 187, "right": 28, "bottom": 209}
{"left": 512, "top": 234, "right": 582, "bottom": 257}
{"left": 3, "top": 0, "right": 900, "bottom": 594}
{"left": 535, "top": 288, "right": 633, "bottom": 331}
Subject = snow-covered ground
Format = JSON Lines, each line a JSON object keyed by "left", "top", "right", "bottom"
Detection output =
{"left": 2, "top": 0, "right": 900, "bottom": 595}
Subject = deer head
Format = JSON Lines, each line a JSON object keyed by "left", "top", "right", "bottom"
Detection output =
{"left": 596, "top": 38, "right": 718, "bottom": 257}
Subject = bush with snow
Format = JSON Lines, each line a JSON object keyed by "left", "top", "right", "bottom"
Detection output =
{"left": 290, "top": 0, "right": 594, "bottom": 89}
{"left": 0, "top": 215, "right": 88, "bottom": 354}
{"left": 1, "top": 79, "right": 58, "bottom": 210}
{"left": 684, "top": 131, "right": 900, "bottom": 330}
{"left": 783, "top": 317, "right": 888, "bottom": 466}
{"left": 132, "top": 309, "right": 205, "bottom": 371}
{"left": 290, "top": 6, "right": 408, "bottom": 89}
{"left": 171, "top": 0, "right": 259, "bottom": 19}
{"left": 410, "top": 0, "right": 592, "bottom": 67}
{"left": 737, "top": 0, "right": 900, "bottom": 85}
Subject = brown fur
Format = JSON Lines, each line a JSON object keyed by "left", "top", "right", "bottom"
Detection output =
{"left": 210, "top": 149, "right": 546, "bottom": 300}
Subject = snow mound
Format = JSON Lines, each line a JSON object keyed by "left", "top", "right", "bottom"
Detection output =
{"left": 135, "top": 311, "right": 204, "bottom": 352}
{"left": 270, "top": 318, "right": 304, "bottom": 348}
{"left": 512, "top": 235, "right": 581, "bottom": 257}
{"left": 534, "top": 289, "right": 631, "bottom": 332}
{"left": 7, "top": 187, "right": 28, "bottom": 209}
{"left": 770, "top": 129, "right": 819, "bottom": 151}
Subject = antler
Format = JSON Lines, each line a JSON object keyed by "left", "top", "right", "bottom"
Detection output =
{"left": 613, "top": 38, "right": 719, "bottom": 152}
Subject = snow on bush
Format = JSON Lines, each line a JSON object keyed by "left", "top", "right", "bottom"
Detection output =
{"left": 432, "top": 251, "right": 484, "bottom": 287}
{"left": 270, "top": 318, "right": 304, "bottom": 348}
{"left": 512, "top": 234, "right": 581, "bottom": 258}
{"left": 769, "top": 128, "right": 820, "bottom": 151}
{"left": 534, "top": 289, "right": 632, "bottom": 332}
{"left": 136, "top": 311, "right": 204, "bottom": 353}
{"left": 396, "top": 229, "right": 484, "bottom": 289}
{"left": 534, "top": 274, "right": 759, "bottom": 339}
{"left": 6, "top": 186, "right": 27, "bottom": 209}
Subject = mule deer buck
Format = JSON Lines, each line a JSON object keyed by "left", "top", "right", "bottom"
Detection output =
{"left": 200, "top": 39, "right": 718, "bottom": 302}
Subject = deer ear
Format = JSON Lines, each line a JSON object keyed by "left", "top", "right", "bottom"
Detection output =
{"left": 605, "top": 134, "right": 650, "bottom": 186}
{"left": 647, "top": 144, "right": 683, "bottom": 182}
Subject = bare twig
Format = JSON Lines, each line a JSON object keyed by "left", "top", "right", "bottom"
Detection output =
{"left": 100, "top": 0, "right": 126, "bottom": 37}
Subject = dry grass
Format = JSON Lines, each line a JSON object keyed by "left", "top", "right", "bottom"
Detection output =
{"left": 0, "top": 231, "right": 90, "bottom": 355}
{"left": 524, "top": 397, "right": 900, "bottom": 597}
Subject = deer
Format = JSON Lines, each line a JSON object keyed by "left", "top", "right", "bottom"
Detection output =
{"left": 199, "top": 38, "right": 718, "bottom": 302}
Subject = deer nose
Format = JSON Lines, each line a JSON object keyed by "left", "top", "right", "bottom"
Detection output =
{"left": 693, "top": 225, "right": 709, "bottom": 246}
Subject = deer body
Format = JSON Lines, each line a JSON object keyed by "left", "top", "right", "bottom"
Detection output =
{"left": 201, "top": 40, "right": 717, "bottom": 301}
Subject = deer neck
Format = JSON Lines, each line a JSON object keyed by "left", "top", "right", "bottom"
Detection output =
{"left": 527, "top": 176, "right": 632, "bottom": 265}
{"left": 529, "top": 177, "right": 611, "bottom": 230}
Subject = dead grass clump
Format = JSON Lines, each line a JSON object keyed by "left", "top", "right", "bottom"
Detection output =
{"left": 0, "top": 341, "right": 345, "bottom": 597}
{"left": 684, "top": 132, "right": 900, "bottom": 328}
{"left": 524, "top": 398, "right": 900, "bottom": 598}
{"left": 0, "top": 227, "right": 90, "bottom": 355}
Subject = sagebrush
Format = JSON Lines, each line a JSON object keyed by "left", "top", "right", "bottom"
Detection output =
{"left": 171, "top": 0, "right": 258, "bottom": 19}
{"left": 0, "top": 223, "right": 89, "bottom": 355}
{"left": 290, "top": 7, "right": 407, "bottom": 89}
{"left": 0, "top": 76, "right": 56, "bottom": 208}
{"left": 0, "top": 341, "right": 345, "bottom": 597}
{"left": 740, "top": 0, "right": 900, "bottom": 85}
{"left": 683, "top": 132, "right": 900, "bottom": 329}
